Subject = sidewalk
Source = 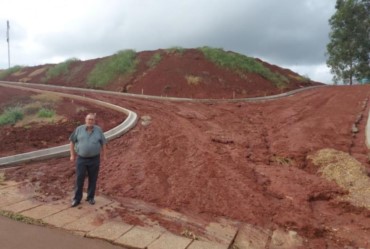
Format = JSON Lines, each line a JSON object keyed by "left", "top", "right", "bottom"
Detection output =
{"left": 0, "top": 177, "right": 303, "bottom": 249}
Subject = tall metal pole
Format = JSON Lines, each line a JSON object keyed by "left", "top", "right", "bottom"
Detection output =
{"left": 7, "top": 20, "right": 10, "bottom": 68}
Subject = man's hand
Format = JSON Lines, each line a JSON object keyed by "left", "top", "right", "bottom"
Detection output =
{"left": 69, "top": 142, "right": 76, "bottom": 163}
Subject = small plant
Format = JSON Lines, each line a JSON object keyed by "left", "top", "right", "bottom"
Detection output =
{"left": 0, "top": 106, "right": 24, "bottom": 126}
{"left": 166, "top": 46, "right": 185, "bottom": 55}
{"left": 147, "top": 53, "right": 162, "bottom": 68}
{"left": 37, "top": 108, "right": 55, "bottom": 118}
{"left": 45, "top": 58, "right": 79, "bottom": 81}
{"left": 23, "top": 102, "right": 43, "bottom": 115}
{"left": 198, "top": 46, "right": 289, "bottom": 88}
{"left": 0, "top": 65, "right": 23, "bottom": 80}
{"left": 87, "top": 49, "right": 138, "bottom": 88}
{"left": 185, "top": 75, "right": 202, "bottom": 86}
{"left": 181, "top": 229, "right": 198, "bottom": 240}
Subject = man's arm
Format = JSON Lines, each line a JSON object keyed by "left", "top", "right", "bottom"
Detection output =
{"left": 101, "top": 144, "right": 107, "bottom": 161}
{"left": 70, "top": 142, "right": 76, "bottom": 162}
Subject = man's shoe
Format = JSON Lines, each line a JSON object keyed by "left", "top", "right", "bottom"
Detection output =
{"left": 88, "top": 199, "right": 95, "bottom": 205}
{"left": 71, "top": 200, "right": 80, "bottom": 207}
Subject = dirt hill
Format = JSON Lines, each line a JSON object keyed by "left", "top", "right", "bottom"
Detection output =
{"left": 0, "top": 48, "right": 321, "bottom": 98}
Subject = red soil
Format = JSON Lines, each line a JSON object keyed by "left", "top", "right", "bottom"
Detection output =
{"left": 4, "top": 85, "right": 370, "bottom": 248}
{"left": 0, "top": 86, "right": 125, "bottom": 157}
{"left": 2, "top": 49, "right": 321, "bottom": 99}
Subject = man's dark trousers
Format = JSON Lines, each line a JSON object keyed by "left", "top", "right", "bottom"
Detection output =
{"left": 74, "top": 155, "right": 100, "bottom": 202}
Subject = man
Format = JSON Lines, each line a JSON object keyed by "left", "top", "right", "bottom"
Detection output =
{"left": 69, "top": 113, "right": 107, "bottom": 207}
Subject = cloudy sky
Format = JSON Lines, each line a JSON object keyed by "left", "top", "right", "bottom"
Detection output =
{"left": 0, "top": 0, "right": 336, "bottom": 83}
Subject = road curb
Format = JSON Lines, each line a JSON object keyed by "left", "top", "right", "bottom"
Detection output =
{"left": 0, "top": 80, "right": 328, "bottom": 103}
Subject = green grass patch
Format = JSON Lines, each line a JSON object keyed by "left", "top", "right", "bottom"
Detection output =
{"left": 37, "top": 108, "right": 55, "bottom": 118}
{"left": 0, "top": 106, "right": 24, "bottom": 126}
{"left": 0, "top": 65, "right": 23, "bottom": 80}
{"left": 45, "top": 58, "right": 79, "bottom": 81}
{"left": 147, "top": 53, "right": 162, "bottom": 68}
{"left": 87, "top": 49, "right": 138, "bottom": 88}
{"left": 198, "top": 46, "right": 289, "bottom": 88}
{"left": 166, "top": 46, "right": 185, "bottom": 55}
{"left": 0, "top": 210, "right": 45, "bottom": 225}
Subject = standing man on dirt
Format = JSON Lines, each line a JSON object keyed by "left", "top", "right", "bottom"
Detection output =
{"left": 69, "top": 113, "right": 107, "bottom": 207}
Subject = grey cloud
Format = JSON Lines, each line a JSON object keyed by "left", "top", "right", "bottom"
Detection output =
{"left": 4, "top": 0, "right": 336, "bottom": 74}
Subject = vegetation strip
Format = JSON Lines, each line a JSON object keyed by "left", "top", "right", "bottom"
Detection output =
{"left": 87, "top": 49, "right": 138, "bottom": 88}
{"left": 198, "top": 46, "right": 289, "bottom": 88}
{"left": 0, "top": 210, "right": 45, "bottom": 226}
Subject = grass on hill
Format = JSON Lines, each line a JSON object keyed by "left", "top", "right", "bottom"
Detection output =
{"left": 0, "top": 93, "right": 61, "bottom": 126}
{"left": 37, "top": 108, "right": 55, "bottom": 118}
{"left": 147, "top": 53, "right": 162, "bottom": 68}
{"left": 0, "top": 106, "right": 24, "bottom": 126}
{"left": 44, "top": 58, "right": 80, "bottom": 81}
{"left": 87, "top": 49, "right": 138, "bottom": 88}
{"left": 0, "top": 66, "right": 23, "bottom": 80}
{"left": 165, "top": 46, "right": 185, "bottom": 55}
{"left": 198, "top": 46, "right": 289, "bottom": 88}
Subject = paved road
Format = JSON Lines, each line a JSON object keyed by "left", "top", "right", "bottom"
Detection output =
{"left": 0, "top": 216, "right": 127, "bottom": 249}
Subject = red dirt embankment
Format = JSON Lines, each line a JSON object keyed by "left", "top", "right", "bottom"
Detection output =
{"left": 2, "top": 49, "right": 321, "bottom": 99}
{"left": 5, "top": 85, "right": 370, "bottom": 248}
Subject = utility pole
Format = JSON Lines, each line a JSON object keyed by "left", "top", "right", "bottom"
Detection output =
{"left": 6, "top": 20, "right": 10, "bottom": 68}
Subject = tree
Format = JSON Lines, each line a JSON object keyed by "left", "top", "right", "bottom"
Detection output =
{"left": 326, "top": 0, "right": 370, "bottom": 85}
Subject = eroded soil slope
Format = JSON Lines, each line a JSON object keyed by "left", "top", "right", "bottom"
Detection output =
{"left": 4, "top": 85, "right": 370, "bottom": 248}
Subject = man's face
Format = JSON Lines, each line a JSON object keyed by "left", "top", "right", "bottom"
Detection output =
{"left": 85, "top": 115, "right": 96, "bottom": 128}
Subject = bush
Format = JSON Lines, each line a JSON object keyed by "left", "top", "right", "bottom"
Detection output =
{"left": 0, "top": 106, "right": 24, "bottom": 126}
{"left": 166, "top": 46, "right": 185, "bottom": 55}
{"left": 147, "top": 53, "right": 162, "bottom": 68}
{"left": 198, "top": 47, "right": 289, "bottom": 88}
{"left": 37, "top": 108, "right": 55, "bottom": 118}
{"left": 87, "top": 50, "right": 138, "bottom": 88}
{"left": 0, "top": 66, "right": 23, "bottom": 80}
{"left": 45, "top": 58, "right": 79, "bottom": 80}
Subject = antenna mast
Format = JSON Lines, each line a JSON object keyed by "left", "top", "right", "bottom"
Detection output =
{"left": 7, "top": 20, "right": 10, "bottom": 68}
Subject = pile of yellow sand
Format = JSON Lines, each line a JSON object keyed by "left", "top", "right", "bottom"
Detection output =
{"left": 308, "top": 148, "right": 370, "bottom": 209}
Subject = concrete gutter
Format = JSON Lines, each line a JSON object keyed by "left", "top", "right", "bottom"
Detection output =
{"left": 0, "top": 80, "right": 328, "bottom": 103}
{"left": 0, "top": 83, "right": 138, "bottom": 167}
